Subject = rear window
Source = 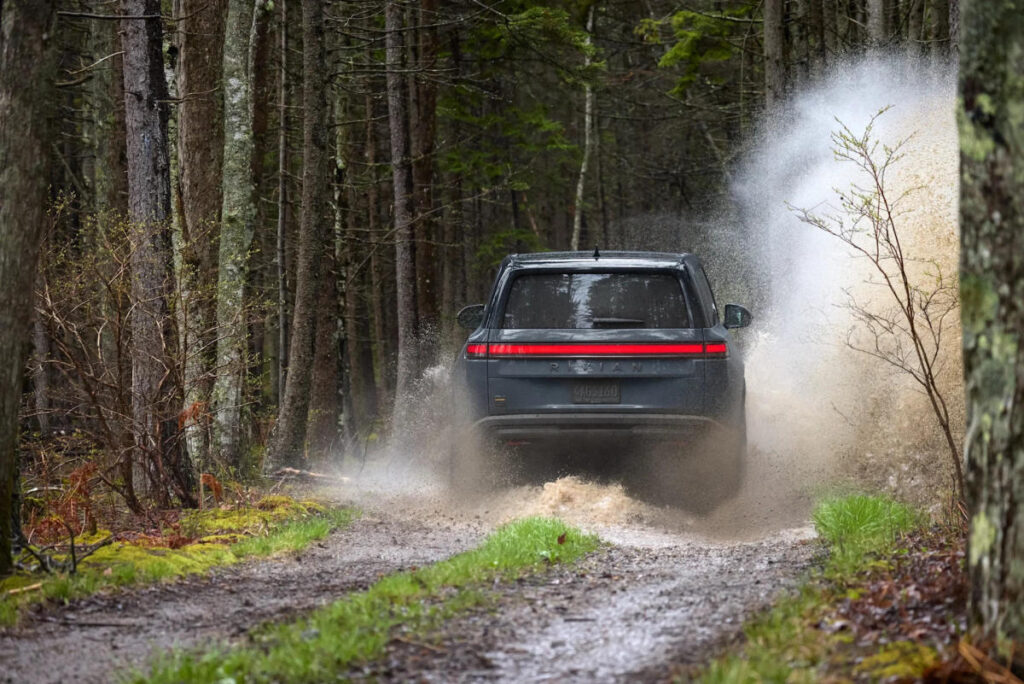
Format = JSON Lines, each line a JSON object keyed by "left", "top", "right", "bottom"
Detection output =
{"left": 502, "top": 273, "right": 690, "bottom": 329}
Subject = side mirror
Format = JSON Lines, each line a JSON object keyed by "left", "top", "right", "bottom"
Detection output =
{"left": 723, "top": 304, "right": 752, "bottom": 329}
{"left": 457, "top": 304, "right": 486, "bottom": 330}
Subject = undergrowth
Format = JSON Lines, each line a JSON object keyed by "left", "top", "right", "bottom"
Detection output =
{"left": 134, "top": 517, "right": 600, "bottom": 684}
{"left": 0, "top": 497, "right": 355, "bottom": 627}
{"left": 698, "top": 493, "right": 930, "bottom": 683}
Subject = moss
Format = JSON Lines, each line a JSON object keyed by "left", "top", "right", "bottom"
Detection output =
{"left": 179, "top": 497, "right": 324, "bottom": 538}
{"left": 853, "top": 641, "right": 938, "bottom": 679}
{"left": 0, "top": 498, "right": 356, "bottom": 627}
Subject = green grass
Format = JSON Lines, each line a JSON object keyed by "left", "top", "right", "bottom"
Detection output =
{"left": 0, "top": 500, "right": 356, "bottom": 627}
{"left": 133, "top": 517, "right": 600, "bottom": 684}
{"left": 812, "top": 493, "right": 923, "bottom": 576}
{"left": 697, "top": 493, "right": 927, "bottom": 684}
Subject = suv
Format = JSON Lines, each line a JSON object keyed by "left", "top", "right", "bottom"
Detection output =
{"left": 452, "top": 251, "right": 751, "bottom": 508}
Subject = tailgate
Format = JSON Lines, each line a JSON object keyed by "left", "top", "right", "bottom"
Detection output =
{"left": 483, "top": 329, "right": 708, "bottom": 414}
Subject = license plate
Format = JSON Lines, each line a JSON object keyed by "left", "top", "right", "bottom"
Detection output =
{"left": 572, "top": 380, "right": 620, "bottom": 404}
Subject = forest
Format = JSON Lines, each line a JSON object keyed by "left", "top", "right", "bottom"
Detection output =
{"left": 1, "top": 0, "right": 1023, "bottom": 681}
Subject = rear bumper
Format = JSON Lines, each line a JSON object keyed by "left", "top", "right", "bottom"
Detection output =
{"left": 474, "top": 412, "right": 722, "bottom": 441}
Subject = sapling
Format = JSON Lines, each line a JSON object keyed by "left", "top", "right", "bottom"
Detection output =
{"left": 790, "top": 108, "right": 964, "bottom": 509}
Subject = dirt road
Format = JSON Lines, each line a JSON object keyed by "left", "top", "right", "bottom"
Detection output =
{"left": 0, "top": 462, "right": 817, "bottom": 683}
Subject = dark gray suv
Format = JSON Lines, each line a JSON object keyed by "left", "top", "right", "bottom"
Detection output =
{"left": 452, "top": 251, "right": 751, "bottom": 508}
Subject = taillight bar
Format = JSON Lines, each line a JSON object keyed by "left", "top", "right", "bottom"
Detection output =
{"left": 465, "top": 342, "right": 727, "bottom": 358}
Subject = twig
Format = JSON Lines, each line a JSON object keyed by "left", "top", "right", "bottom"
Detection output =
{"left": 6, "top": 583, "right": 43, "bottom": 596}
{"left": 391, "top": 636, "right": 447, "bottom": 654}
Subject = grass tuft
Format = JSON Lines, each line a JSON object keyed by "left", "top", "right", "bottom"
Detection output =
{"left": 813, "top": 493, "right": 923, "bottom": 576}
{"left": 134, "top": 517, "right": 600, "bottom": 684}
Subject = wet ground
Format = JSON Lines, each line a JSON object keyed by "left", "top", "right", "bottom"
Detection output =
{"left": 370, "top": 532, "right": 815, "bottom": 682}
{"left": 0, "top": 449, "right": 819, "bottom": 683}
{"left": 0, "top": 515, "right": 482, "bottom": 683}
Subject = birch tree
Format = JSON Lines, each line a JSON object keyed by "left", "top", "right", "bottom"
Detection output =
{"left": 0, "top": 0, "right": 59, "bottom": 574}
{"left": 960, "top": 0, "right": 1024, "bottom": 643}
{"left": 212, "top": 0, "right": 268, "bottom": 467}
{"left": 570, "top": 4, "right": 596, "bottom": 252}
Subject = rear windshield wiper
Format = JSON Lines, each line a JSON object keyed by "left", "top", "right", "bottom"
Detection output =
{"left": 591, "top": 317, "right": 645, "bottom": 329}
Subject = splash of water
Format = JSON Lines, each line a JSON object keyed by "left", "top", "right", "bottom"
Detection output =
{"left": 735, "top": 56, "right": 962, "bottom": 506}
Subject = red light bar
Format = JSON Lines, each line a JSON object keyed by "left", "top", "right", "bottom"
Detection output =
{"left": 465, "top": 342, "right": 728, "bottom": 358}
{"left": 488, "top": 343, "right": 705, "bottom": 357}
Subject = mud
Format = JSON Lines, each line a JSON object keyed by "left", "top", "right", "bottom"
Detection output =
{"left": 367, "top": 530, "right": 816, "bottom": 682}
{"left": 0, "top": 514, "right": 482, "bottom": 684}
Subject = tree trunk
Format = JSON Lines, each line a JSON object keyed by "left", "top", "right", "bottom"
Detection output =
{"left": 907, "top": 0, "right": 925, "bottom": 56}
{"left": 247, "top": 0, "right": 275, "bottom": 423}
{"left": 931, "top": 0, "right": 951, "bottom": 55}
{"left": 275, "top": 0, "right": 291, "bottom": 407}
{"left": 122, "top": 0, "right": 198, "bottom": 507}
{"left": 808, "top": 0, "right": 826, "bottom": 77}
{"left": 176, "top": 0, "right": 227, "bottom": 472}
{"left": 268, "top": 0, "right": 329, "bottom": 466}
{"left": 308, "top": 248, "right": 339, "bottom": 456}
{"left": 948, "top": 0, "right": 959, "bottom": 57}
{"left": 764, "top": 0, "right": 786, "bottom": 110}
{"left": 570, "top": 5, "right": 596, "bottom": 253}
{"left": 411, "top": 0, "right": 440, "bottom": 369}
{"left": 366, "top": 94, "right": 393, "bottom": 412}
{"left": 867, "top": 0, "right": 886, "bottom": 45}
{"left": 0, "top": 0, "right": 59, "bottom": 575}
{"left": 960, "top": 0, "right": 1024, "bottom": 644}
{"left": 386, "top": 0, "right": 419, "bottom": 430}
{"left": 212, "top": 0, "right": 265, "bottom": 467}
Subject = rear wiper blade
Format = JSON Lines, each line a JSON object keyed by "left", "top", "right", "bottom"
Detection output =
{"left": 592, "top": 317, "right": 645, "bottom": 328}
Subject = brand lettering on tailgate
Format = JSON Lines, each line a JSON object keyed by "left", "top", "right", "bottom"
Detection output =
{"left": 548, "top": 360, "right": 645, "bottom": 373}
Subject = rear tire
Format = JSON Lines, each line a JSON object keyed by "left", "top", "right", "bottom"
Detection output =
{"left": 448, "top": 429, "right": 507, "bottom": 494}
{"left": 642, "top": 417, "right": 746, "bottom": 515}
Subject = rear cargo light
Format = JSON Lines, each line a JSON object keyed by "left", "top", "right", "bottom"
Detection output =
{"left": 465, "top": 343, "right": 488, "bottom": 358}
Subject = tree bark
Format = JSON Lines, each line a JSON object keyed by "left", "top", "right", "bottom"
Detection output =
{"left": 931, "top": 0, "right": 951, "bottom": 55}
{"left": 0, "top": 0, "right": 59, "bottom": 575}
{"left": 386, "top": 0, "right": 419, "bottom": 429}
{"left": 175, "top": 0, "right": 227, "bottom": 471}
{"left": 275, "top": 0, "right": 291, "bottom": 406}
{"left": 867, "top": 0, "right": 886, "bottom": 46}
{"left": 212, "top": 0, "right": 265, "bottom": 467}
{"left": 411, "top": 0, "right": 440, "bottom": 368}
{"left": 764, "top": 0, "right": 786, "bottom": 110}
{"left": 960, "top": 0, "right": 1024, "bottom": 643}
{"left": 121, "top": 0, "right": 196, "bottom": 507}
{"left": 268, "top": 0, "right": 329, "bottom": 466}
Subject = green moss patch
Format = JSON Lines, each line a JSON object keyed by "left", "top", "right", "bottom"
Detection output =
{"left": 135, "top": 517, "right": 600, "bottom": 684}
{"left": 1, "top": 499, "right": 356, "bottom": 627}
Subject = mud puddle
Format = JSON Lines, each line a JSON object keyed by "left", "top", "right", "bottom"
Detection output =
{"left": 0, "top": 514, "right": 482, "bottom": 684}
{"left": 366, "top": 530, "right": 815, "bottom": 682}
